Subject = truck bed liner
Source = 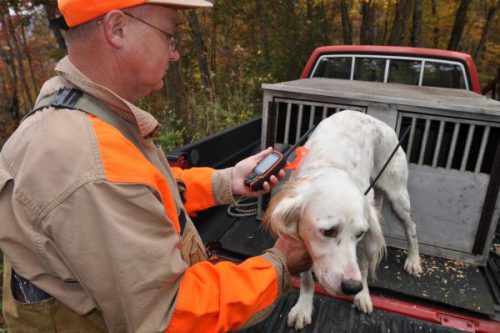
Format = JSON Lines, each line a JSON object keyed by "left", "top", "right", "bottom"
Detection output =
{"left": 238, "top": 291, "right": 461, "bottom": 333}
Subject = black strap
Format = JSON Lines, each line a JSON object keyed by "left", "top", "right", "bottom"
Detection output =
{"left": 178, "top": 210, "right": 187, "bottom": 234}
{"left": 49, "top": 88, "right": 82, "bottom": 109}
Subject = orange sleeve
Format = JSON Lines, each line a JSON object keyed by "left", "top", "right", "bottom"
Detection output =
{"left": 166, "top": 256, "right": 279, "bottom": 333}
{"left": 171, "top": 167, "right": 216, "bottom": 214}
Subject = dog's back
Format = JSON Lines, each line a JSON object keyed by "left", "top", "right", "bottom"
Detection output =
{"left": 298, "top": 111, "right": 403, "bottom": 188}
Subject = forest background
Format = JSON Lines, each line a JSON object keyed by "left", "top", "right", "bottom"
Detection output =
{"left": 0, "top": 0, "right": 499, "bottom": 151}
{"left": 0, "top": 0, "right": 499, "bottom": 330}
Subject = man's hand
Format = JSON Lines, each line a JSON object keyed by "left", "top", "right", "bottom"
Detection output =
{"left": 231, "top": 147, "right": 286, "bottom": 197}
{"left": 275, "top": 236, "right": 312, "bottom": 276}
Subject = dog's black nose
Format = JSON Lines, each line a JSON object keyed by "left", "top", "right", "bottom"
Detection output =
{"left": 341, "top": 279, "right": 363, "bottom": 295}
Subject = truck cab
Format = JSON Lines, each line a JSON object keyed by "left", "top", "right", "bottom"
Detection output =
{"left": 301, "top": 45, "right": 482, "bottom": 94}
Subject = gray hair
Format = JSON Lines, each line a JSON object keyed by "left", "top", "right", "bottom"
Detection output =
{"left": 65, "top": 19, "right": 101, "bottom": 49}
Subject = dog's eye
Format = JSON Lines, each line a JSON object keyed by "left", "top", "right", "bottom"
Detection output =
{"left": 322, "top": 227, "right": 338, "bottom": 238}
{"left": 356, "top": 231, "right": 365, "bottom": 239}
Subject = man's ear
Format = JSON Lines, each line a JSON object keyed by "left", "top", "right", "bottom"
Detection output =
{"left": 102, "top": 10, "right": 127, "bottom": 48}
{"left": 262, "top": 180, "right": 305, "bottom": 239}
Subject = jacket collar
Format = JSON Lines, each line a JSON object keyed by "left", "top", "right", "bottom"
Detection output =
{"left": 52, "top": 56, "right": 159, "bottom": 138}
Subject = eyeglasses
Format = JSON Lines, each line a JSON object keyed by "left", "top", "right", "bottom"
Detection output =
{"left": 124, "top": 12, "right": 180, "bottom": 52}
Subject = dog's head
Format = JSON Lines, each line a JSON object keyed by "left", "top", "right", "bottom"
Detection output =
{"left": 263, "top": 169, "right": 385, "bottom": 296}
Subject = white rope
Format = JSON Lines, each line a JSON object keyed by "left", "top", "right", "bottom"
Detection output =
{"left": 227, "top": 197, "right": 259, "bottom": 217}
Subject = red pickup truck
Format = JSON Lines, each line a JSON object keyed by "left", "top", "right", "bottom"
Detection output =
{"left": 168, "top": 45, "right": 500, "bottom": 333}
{"left": 300, "top": 45, "right": 482, "bottom": 94}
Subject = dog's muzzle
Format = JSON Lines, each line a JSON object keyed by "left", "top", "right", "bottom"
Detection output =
{"left": 341, "top": 279, "right": 363, "bottom": 295}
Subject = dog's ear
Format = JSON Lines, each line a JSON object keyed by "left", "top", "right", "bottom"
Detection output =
{"left": 262, "top": 180, "right": 304, "bottom": 239}
{"left": 361, "top": 198, "right": 386, "bottom": 278}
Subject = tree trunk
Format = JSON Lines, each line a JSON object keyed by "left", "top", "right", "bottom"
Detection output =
{"left": 340, "top": 0, "right": 353, "bottom": 44}
{"left": 473, "top": 0, "right": 499, "bottom": 62}
{"left": 2, "top": 2, "right": 33, "bottom": 111}
{"left": 447, "top": 0, "right": 473, "bottom": 50}
{"left": 187, "top": 11, "right": 211, "bottom": 100}
{"left": 411, "top": 0, "right": 423, "bottom": 46}
{"left": 210, "top": 4, "right": 217, "bottom": 86}
{"left": 15, "top": 7, "right": 39, "bottom": 93}
{"left": 43, "top": 5, "right": 67, "bottom": 51}
{"left": 306, "top": 0, "right": 316, "bottom": 51}
{"left": 388, "top": 0, "right": 413, "bottom": 46}
{"left": 431, "top": 0, "right": 439, "bottom": 48}
{"left": 360, "top": 0, "right": 376, "bottom": 45}
{"left": 380, "top": 4, "right": 391, "bottom": 44}
{"left": 0, "top": 42, "right": 21, "bottom": 125}
{"left": 256, "top": 0, "right": 270, "bottom": 71}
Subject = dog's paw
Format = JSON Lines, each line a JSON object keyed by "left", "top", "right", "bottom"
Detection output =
{"left": 353, "top": 290, "right": 373, "bottom": 314}
{"left": 404, "top": 255, "right": 423, "bottom": 277}
{"left": 287, "top": 301, "right": 313, "bottom": 330}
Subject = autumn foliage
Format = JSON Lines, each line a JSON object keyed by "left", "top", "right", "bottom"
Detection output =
{"left": 0, "top": 0, "right": 499, "bottom": 149}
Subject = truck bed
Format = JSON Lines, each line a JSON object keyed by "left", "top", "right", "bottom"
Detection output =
{"left": 193, "top": 204, "right": 499, "bottom": 332}
{"left": 169, "top": 117, "right": 500, "bottom": 332}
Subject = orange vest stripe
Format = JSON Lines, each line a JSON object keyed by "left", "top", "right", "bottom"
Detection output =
{"left": 89, "top": 115, "right": 181, "bottom": 233}
{"left": 166, "top": 257, "right": 278, "bottom": 332}
{"left": 171, "top": 167, "right": 215, "bottom": 214}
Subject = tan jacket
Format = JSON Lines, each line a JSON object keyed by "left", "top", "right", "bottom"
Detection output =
{"left": 0, "top": 57, "right": 290, "bottom": 332}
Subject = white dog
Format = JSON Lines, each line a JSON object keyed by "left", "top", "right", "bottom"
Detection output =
{"left": 263, "top": 110, "right": 422, "bottom": 330}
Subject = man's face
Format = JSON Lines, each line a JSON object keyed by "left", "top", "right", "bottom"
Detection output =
{"left": 124, "top": 5, "right": 180, "bottom": 100}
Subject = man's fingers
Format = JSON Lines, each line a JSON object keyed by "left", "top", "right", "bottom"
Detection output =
{"left": 254, "top": 147, "right": 273, "bottom": 161}
{"left": 269, "top": 175, "right": 279, "bottom": 185}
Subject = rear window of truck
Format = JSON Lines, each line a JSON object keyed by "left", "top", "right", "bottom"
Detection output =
{"left": 311, "top": 55, "right": 468, "bottom": 90}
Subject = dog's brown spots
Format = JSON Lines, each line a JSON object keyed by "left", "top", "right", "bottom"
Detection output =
{"left": 337, "top": 237, "right": 341, "bottom": 246}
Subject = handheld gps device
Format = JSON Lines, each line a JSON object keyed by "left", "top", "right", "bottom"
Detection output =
{"left": 244, "top": 151, "right": 287, "bottom": 191}
{"left": 244, "top": 126, "right": 316, "bottom": 191}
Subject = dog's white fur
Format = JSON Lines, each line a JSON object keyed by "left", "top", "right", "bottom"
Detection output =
{"left": 263, "top": 110, "right": 422, "bottom": 330}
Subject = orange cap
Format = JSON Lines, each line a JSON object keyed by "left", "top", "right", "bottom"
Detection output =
{"left": 58, "top": 0, "right": 213, "bottom": 27}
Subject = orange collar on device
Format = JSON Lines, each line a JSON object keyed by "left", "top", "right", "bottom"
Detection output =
{"left": 285, "top": 146, "right": 309, "bottom": 171}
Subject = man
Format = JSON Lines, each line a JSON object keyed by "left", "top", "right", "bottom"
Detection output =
{"left": 0, "top": 1, "right": 311, "bottom": 332}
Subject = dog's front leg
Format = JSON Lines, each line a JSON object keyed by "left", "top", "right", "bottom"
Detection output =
{"left": 288, "top": 270, "right": 314, "bottom": 329}
{"left": 353, "top": 252, "right": 373, "bottom": 313}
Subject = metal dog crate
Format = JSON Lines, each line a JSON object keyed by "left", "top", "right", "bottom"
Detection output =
{"left": 260, "top": 78, "right": 500, "bottom": 265}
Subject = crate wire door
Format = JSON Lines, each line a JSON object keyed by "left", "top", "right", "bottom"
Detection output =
{"left": 382, "top": 112, "right": 500, "bottom": 265}
{"left": 273, "top": 98, "right": 366, "bottom": 145}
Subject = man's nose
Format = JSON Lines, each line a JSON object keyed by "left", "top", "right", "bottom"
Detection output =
{"left": 341, "top": 279, "right": 363, "bottom": 295}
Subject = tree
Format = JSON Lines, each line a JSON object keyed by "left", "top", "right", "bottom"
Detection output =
{"left": 340, "top": 0, "right": 353, "bottom": 44}
{"left": 473, "top": 0, "right": 499, "bottom": 61}
{"left": 388, "top": 0, "right": 413, "bottom": 45}
{"left": 411, "top": 0, "right": 423, "bottom": 46}
{"left": 256, "top": 0, "right": 270, "bottom": 71}
{"left": 1, "top": 0, "right": 33, "bottom": 111}
{"left": 360, "top": 0, "right": 376, "bottom": 45}
{"left": 43, "top": 4, "right": 67, "bottom": 51}
{"left": 448, "top": 0, "right": 473, "bottom": 50}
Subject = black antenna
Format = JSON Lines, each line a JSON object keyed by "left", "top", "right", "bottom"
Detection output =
{"left": 282, "top": 126, "right": 317, "bottom": 159}
{"left": 364, "top": 125, "right": 412, "bottom": 196}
